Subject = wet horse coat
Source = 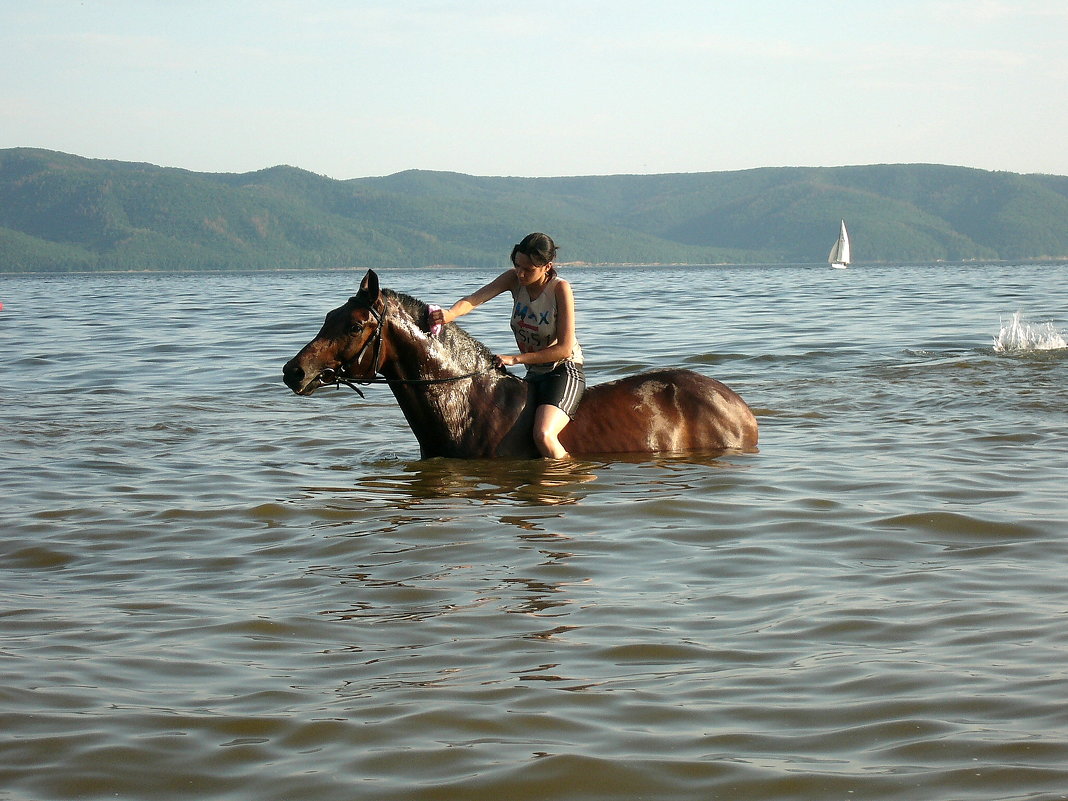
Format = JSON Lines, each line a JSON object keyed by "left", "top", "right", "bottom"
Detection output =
{"left": 283, "top": 270, "right": 758, "bottom": 459}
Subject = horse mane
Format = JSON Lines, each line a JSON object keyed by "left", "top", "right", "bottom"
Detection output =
{"left": 383, "top": 288, "right": 497, "bottom": 368}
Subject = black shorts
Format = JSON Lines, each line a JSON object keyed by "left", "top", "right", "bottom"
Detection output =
{"left": 525, "top": 360, "right": 586, "bottom": 418}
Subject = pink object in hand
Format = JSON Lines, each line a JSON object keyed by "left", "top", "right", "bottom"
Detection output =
{"left": 427, "top": 304, "right": 443, "bottom": 336}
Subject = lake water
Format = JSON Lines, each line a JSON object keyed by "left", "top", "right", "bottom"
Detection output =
{"left": 2, "top": 263, "right": 1067, "bottom": 801}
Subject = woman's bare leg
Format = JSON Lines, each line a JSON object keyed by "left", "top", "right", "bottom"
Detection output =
{"left": 533, "top": 404, "right": 571, "bottom": 459}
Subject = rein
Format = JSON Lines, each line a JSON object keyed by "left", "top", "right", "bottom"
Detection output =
{"left": 322, "top": 303, "right": 497, "bottom": 398}
{"left": 329, "top": 369, "right": 497, "bottom": 397}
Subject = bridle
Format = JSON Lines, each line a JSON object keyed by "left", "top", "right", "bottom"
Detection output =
{"left": 319, "top": 302, "right": 497, "bottom": 397}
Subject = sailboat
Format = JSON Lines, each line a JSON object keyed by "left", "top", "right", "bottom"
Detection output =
{"left": 828, "top": 219, "right": 850, "bottom": 269}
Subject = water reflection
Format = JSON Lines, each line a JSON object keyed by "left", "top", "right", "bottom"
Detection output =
{"left": 302, "top": 459, "right": 601, "bottom": 630}
{"left": 501, "top": 576, "right": 576, "bottom": 617}
{"left": 303, "top": 456, "right": 599, "bottom": 514}
{"left": 406, "top": 457, "right": 599, "bottom": 506}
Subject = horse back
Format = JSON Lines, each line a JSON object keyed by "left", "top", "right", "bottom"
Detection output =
{"left": 563, "top": 369, "right": 758, "bottom": 455}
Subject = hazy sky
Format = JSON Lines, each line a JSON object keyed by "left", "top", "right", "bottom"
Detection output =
{"left": 2, "top": 0, "right": 1065, "bottom": 179}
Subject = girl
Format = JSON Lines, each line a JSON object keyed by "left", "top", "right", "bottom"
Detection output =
{"left": 429, "top": 233, "right": 585, "bottom": 459}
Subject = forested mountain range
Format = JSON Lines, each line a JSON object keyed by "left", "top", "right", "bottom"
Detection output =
{"left": 2, "top": 147, "right": 1067, "bottom": 272}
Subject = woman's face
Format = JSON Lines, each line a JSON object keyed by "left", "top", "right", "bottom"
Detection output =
{"left": 513, "top": 252, "right": 551, "bottom": 287}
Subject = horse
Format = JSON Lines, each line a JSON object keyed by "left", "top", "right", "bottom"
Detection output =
{"left": 282, "top": 270, "right": 758, "bottom": 459}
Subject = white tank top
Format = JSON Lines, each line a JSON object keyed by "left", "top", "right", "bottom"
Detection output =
{"left": 509, "top": 276, "right": 584, "bottom": 374}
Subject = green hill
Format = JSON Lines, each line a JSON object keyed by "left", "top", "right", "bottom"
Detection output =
{"left": 2, "top": 148, "right": 1067, "bottom": 272}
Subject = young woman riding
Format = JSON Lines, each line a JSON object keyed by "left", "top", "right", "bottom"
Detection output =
{"left": 429, "top": 232, "right": 585, "bottom": 459}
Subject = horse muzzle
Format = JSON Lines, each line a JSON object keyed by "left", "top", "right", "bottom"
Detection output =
{"left": 282, "top": 359, "right": 327, "bottom": 395}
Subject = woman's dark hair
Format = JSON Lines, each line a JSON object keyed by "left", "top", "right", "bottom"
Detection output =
{"left": 511, "top": 232, "right": 558, "bottom": 278}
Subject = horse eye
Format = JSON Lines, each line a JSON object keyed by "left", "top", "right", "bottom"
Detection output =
{"left": 349, "top": 323, "right": 365, "bottom": 335}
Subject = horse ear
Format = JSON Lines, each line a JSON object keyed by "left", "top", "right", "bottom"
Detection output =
{"left": 357, "top": 269, "right": 380, "bottom": 303}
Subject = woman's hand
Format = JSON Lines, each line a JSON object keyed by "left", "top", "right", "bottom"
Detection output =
{"left": 428, "top": 307, "right": 448, "bottom": 328}
{"left": 494, "top": 354, "right": 520, "bottom": 368}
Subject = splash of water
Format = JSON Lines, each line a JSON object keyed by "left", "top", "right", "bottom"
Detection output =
{"left": 993, "top": 312, "right": 1067, "bottom": 353}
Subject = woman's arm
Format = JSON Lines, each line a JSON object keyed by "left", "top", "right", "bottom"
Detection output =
{"left": 431, "top": 270, "right": 515, "bottom": 327}
{"left": 498, "top": 279, "right": 577, "bottom": 367}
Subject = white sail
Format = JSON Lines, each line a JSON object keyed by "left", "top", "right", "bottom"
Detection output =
{"left": 828, "top": 219, "right": 850, "bottom": 268}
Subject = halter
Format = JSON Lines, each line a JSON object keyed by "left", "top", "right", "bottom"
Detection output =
{"left": 321, "top": 302, "right": 496, "bottom": 397}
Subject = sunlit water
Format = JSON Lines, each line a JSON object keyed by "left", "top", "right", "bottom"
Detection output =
{"left": 2, "top": 264, "right": 1067, "bottom": 801}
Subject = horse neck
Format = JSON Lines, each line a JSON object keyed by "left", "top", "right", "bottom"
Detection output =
{"left": 377, "top": 296, "right": 528, "bottom": 457}
{"left": 378, "top": 295, "right": 492, "bottom": 382}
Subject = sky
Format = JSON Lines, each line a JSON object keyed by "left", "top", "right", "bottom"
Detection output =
{"left": 2, "top": 0, "right": 1067, "bottom": 179}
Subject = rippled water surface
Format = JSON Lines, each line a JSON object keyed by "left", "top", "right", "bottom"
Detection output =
{"left": 2, "top": 264, "right": 1067, "bottom": 800}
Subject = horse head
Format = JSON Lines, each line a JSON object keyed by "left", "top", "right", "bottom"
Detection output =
{"left": 282, "top": 269, "right": 388, "bottom": 395}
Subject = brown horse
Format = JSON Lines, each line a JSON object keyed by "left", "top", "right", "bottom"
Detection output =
{"left": 282, "top": 270, "right": 758, "bottom": 459}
